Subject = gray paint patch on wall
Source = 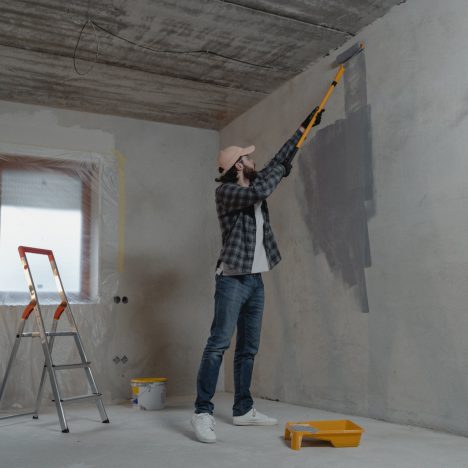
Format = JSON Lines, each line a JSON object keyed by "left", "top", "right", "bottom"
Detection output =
{"left": 297, "top": 52, "right": 373, "bottom": 312}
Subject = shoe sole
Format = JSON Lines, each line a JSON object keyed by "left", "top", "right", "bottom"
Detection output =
{"left": 233, "top": 420, "right": 278, "bottom": 426}
{"left": 196, "top": 437, "right": 217, "bottom": 443}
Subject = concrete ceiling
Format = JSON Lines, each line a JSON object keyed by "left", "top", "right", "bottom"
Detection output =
{"left": 0, "top": 1, "right": 403, "bottom": 129}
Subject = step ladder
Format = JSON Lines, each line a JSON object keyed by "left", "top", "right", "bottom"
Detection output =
{"left": 0, "top": 246, "right": 109, "bottom": 433}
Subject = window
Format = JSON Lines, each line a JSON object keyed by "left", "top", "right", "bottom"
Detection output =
{"left": 0, "top": 156, "right": 98, "bottom": 303}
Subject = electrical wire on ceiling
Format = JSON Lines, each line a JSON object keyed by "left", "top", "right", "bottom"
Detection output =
{"left": 73, "top": 19, "right": 99, "bottom": 75}
{"left": 73, "top": 18, "right": 297, "bottom": 76}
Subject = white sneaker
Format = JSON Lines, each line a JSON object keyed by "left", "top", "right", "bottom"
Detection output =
{"left": 233, "top": 408, "right": 278, "bottom": 426}
{"left": 191, "top": 413, "right": 216, "bottom": 443}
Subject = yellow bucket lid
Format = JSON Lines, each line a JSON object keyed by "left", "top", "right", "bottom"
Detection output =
{"left": 131, "top": 377, "right": 167, "bottom": 383}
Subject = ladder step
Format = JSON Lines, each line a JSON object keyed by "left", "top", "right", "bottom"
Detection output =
{"left": 51, "top": 362, "right": 91, "bottom": 370}
{"left": 20, "top": 332, "right": 41, "bottom": 338}
{"left": 47, "top": 332, "right": 77, "bottom": 337}
{"left": 53, "top": 393, "right": 102, "bottom": 403}
{"left": 20, "top": 331, "right": 77, "bottom": 338}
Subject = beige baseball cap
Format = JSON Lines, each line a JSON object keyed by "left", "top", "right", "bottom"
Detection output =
{"left": 217, "top": 144, "right": 255, "bottom": 177}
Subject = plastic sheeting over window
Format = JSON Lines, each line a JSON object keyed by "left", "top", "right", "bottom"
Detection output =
{"left": 0, "top": 152, "right": 119, "bottom": 305}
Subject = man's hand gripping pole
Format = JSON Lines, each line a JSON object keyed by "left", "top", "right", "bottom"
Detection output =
{"left": 295, "top": 64, "right": 345, "bottom": 150}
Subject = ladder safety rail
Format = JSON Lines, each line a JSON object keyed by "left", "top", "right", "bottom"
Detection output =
{"left": 18, "top": 245, "right": 54, "bottom": 260}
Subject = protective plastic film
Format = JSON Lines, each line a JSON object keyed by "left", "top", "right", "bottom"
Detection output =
{"left": 0, "top": 151, "right": 119, "bottom": 305}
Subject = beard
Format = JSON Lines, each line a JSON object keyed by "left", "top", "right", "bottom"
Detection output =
{"left": 243, "top": 165, "right": 258, "bottom": 181}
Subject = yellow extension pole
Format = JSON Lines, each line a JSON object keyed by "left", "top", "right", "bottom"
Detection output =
{"left": 296, "top": 64, "right": 346, "bottom": 149}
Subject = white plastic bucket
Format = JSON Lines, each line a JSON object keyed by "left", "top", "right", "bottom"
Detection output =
{"left": 130, "top": 378, "right": 167, "bottom": 411}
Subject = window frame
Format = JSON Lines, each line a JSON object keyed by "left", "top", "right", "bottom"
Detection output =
{"left": 0, "top": 154, "right": 97, "bottom": 303}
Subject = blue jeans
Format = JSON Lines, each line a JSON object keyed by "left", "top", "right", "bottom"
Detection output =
{"left": 195, "top": 273, "right": 264, "bottom": 417}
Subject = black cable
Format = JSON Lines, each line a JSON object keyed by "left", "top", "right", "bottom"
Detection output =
{"left": 73, "top": 17, "right": 296, "bottom": 77}
{"left": 73, "top": 19, "right": 99, "bottom": 76}
{"left": 91, "top": 20, "right": 290, "bottom": 70}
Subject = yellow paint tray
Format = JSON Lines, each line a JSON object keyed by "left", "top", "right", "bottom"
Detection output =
{"left": 284, "top": 420, "right": 364, "bottom": 450}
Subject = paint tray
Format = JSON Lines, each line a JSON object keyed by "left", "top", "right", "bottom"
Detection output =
{"left": 284, "top": 420, "right": 364, "bottom": 450}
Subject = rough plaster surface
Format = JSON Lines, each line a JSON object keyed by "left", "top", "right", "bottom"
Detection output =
{"left": 0, "top": 100, "right": 219, "bottom": 409}
{"left": 221, "top": 0, "right": 468, "bottom": 436}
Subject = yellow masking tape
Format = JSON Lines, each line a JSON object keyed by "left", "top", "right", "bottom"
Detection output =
{"left": 113, "top": 149, "right": 126, "bottom": 273}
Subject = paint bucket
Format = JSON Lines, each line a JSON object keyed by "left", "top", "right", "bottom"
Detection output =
{"left": 130, "top": 378, "right": 167, "bottom": 410}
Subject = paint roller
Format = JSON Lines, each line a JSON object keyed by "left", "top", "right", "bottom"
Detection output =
{"left": 294, "top": 42, "right": 365, "bottom": 151}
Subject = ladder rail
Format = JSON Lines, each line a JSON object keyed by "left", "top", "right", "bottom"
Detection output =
{"left": 50, "top": 254, "right": 109, "bottom": 423}
{"left": 0, "top": 411, "right": 36, "bottom": 420}
{"left": 23, "top": 258, "right": 68, "bottom": 432}
{"left": 33, "top": 318, "right": 59, "bottom": 419}
{"left": 0, "top": 320, "right": 27, "bottom": 402}
{"left": 50, "top": 255, "right": 108, "bottom": 422}
{"left": 73, "top": 333, "right": 109, "bottom": 422}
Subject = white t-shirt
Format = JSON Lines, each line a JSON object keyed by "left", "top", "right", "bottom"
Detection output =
{"left": 251, "top": 202, "right": 270, "bottom": 273}
{"left": 218, "top": 202, "right": 270, "bottom": 275}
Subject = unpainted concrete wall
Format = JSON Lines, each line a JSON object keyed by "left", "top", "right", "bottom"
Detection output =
{"left": 220, "top": 0, "right": 468, "bottom": 436}
{"left": 0, "top": 101, "right": 219, "bottom": 408}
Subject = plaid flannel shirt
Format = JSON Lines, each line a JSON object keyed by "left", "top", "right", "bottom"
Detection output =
{"left": 215, "top": 129, "right": 303, "bottom": 273}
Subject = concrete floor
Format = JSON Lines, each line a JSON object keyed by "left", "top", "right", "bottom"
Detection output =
{"left": 0, "top": 392, "right": 467, "bottom": 468}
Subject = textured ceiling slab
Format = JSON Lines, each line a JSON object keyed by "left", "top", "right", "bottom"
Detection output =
{"left": 0, "top": 0, "right": 403, "bottom": 128}
{"left": 218, "top": 0, "right": 405, "bottom": 34}
{"left": 0, "top": 45, "right": 264, "bottom": 129}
